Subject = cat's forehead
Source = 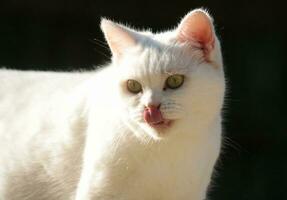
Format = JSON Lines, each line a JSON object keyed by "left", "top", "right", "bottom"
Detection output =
{"left": 119, "top": 42, "right": 197, "bottom": 80}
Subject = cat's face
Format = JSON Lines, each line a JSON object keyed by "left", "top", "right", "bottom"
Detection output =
{"left": 102, "top": 9, "right": 225, "bottom": 140}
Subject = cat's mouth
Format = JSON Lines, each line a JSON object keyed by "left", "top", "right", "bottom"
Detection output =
{"left": 143, "top": 106, "right": 172, "bottom": 130}
{"left": 147, "top": 119, "right": 173, "bottom": 129}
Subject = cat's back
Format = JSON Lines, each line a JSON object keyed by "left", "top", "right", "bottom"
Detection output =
{"left": 0, "top": 69, "right": 95, "bottom": 97}
{"left": 0, "top": 69, "right": 96, "bottom": 113}
{"left": 0, "top": 68, "right": 97, "bottom": 139}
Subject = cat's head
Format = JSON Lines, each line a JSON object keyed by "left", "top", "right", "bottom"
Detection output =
{"left": 101, "top": 9, "right": 225, "bottom": 140}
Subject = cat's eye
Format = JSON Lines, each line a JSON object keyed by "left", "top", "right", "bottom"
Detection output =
{"left": 165, "top": 74, "right": 184, "bottom": 89}
{"left": 127, "top": 79, "right": 142, "bottom": 94}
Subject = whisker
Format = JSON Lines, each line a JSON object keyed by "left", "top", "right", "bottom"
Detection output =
{"left": 91, "top": 38, "right": 110, "bottom": 50}
{"left": 129, "top": 109, "right": 143, "bottom": 122}
{"left": 93, "top": 48, "right": 111, "bottom": 59}
{"left": 88, "top": 38, "right": 111, "bottom": 59}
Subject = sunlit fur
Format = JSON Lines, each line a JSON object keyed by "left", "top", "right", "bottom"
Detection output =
{"left": 114, "top": 39, "right": 224, "bottom": 140}
{"left": 0, "top": 9, "right": 225, "bottom": 200}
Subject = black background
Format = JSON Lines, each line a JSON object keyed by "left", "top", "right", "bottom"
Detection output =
{"left": 0, "top": 0, "right": 284, "bottom": 199}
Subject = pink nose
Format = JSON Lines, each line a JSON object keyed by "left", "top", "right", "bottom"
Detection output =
{"left": 143, "top": 105, "right": 163, "bottom": 124}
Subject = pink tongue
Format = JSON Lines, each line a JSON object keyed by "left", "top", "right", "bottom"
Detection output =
{"left": 143, "top": 106, "right": 163, "bottom": 124}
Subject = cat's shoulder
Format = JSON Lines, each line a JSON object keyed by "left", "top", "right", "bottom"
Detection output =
{"left": 0, "top": 68, "right": 97, "bottom": 85}
{"left": 0, "top": 68, "right": 88, "bottom": 80}
{"left": 0, "top": 68, "right": 100, "bottom": 98}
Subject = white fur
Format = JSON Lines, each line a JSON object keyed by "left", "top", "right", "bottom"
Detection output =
{"left": 0, "top": 9, "right": 225, "bottom": 200}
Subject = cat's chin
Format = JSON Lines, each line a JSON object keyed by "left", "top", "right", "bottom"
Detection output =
{"left": 124, "top": 117, "right": 176, "bottom": 140}
{"left": 141, "top": 120, "right": 175, "bottom": 139}
{"left": 148, "top": 119, "right": 173, "bottom": 131}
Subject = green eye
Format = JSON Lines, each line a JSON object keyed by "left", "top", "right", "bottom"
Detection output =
{"left": 127, "top": 79, "right": 142, "bottom": 94}
{"left": 165, "top": 74, "right": 184, "bottom": 89}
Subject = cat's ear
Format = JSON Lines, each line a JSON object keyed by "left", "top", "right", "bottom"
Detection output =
{"left": 101, "top": 19, "right": 138, "bottom": 60}
{"left": 176, "top": 9, "right": 215, "bottom": 58}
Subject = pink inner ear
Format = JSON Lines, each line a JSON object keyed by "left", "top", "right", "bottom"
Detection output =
{"left": 177, "top": 10, "right": 215, "bottom": 54}
{"left": 101, "top": 19, "right": 137, "bottom": 59}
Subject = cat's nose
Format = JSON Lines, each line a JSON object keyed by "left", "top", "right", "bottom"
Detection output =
{"left": 145, "top": 103, "right": 161, "bottom": 109}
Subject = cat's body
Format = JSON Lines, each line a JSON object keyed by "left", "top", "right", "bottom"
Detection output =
{"left": 0, "top": 9, "right": 225, "bottom": 200}
{"left": 0, "top": 70, "right": 92, "bottom": 199}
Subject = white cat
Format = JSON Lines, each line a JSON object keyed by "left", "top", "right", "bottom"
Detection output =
{"left": 0, "top": 8, "right": 225, "bottom": 200}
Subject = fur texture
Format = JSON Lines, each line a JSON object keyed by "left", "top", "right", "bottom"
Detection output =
{"left": 0, "top": 9, "right": 225, "bottom": 200}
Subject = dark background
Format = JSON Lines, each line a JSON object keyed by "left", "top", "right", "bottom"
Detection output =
{"left": 0, "top": 0, "right": 284, "bottom": 199}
